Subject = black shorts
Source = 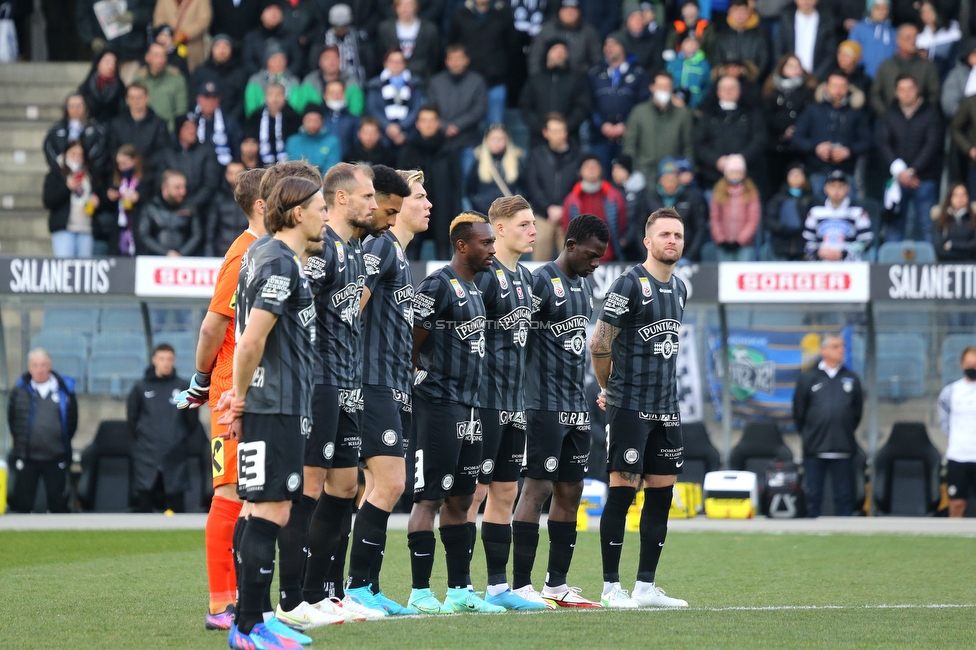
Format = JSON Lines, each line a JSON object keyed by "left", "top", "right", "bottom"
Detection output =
{"left": 606, "top": 408, "right": 684, "bottom": 476}
{"left": 523, "top": 410, "right": 591, "bottom": 483}
{"left": 237, "top": 413, "right": 308, "bottom": 502}
{"left": 360, "top": 385, "right": 411, "bottom": 460}
{"left": 306, "top": 384, "right": 362, "bottom": 469}
{"left": 947, "top": 460, "right": 976, "bottom": 500}
{"left": 478, "top": 409, "right": 527, "bottom": 484}
{"left": 412, "top": 395, "right": 482, "bottom": 501}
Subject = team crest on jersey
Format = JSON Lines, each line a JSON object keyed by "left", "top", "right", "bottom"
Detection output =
{"left": 679, "top": 296, "right": 685, "bottom": 309}
{"left": 394, "top": 241, "right": 405, "bottom": 261}
{"left": 516, "top": 286, "right": 524, "bottom": 299}
{"left": 653, "top": 335, "right": 678, "bottom": 359}
{"left": 842, "top": 377, "right": 854, "bottom": 393}
{"left": 639, "top": 277, "right": 652, "bottom": 297}
{"left": 450, "top": 278, "right": 465, "bottom": 298}
{"left": 495, "top": 269, "right": 509, "bottom": 290}
{"left": 335, "top": 241, "right": 345, "bottom": 264}
{"left": 551, "top": 277, "right": 565, "bottom": 297}
{"left": 364, "top": 253, "right": 381, "bottom": 276}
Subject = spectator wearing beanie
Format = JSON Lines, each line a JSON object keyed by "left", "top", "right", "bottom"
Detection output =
{"left": 528, "top": 0, "right": 603, "bottom": 77}
{"left": 153, "top": 0, "right": 213, "bottom": 72}
{"left": 616, "top": 2, "right": 665, "bottom": 72}
{"left": 849, "top": 0, "right": 896, "bottom": 81}
{"left": 709, "top": 153, "right": 760, "bottom": 261}
{"left": 188, "top": 36, "right": 249, "bottom": 121}
{"left": 321, "top": 3, "right": 375, "bottom": 89}
{"left": 519, "top": 38, "right": 592, "bottom": 146}
{"left": 241, "top": 2, "right": 303, "bottom": 77}
{"left": 764, "top": 161, "right": 815, "bottom": 260}
{"left": 611, "top": 154, "right": 651, "bottom": 261}
{"left": 647, "top": 157, "right": 708, "bottom": 263}
{"left": 244, "top": 42, "right": 302, "bottom": 117}
{"left": 834, "top": 40, "right": 871, "bottom": 97}
{"left": 286, "top": 104, "right": 343, "bottom": 172}
{"left": 192, "top": 81, "right": 243, "bottom": 167}
{"left": 802, "top": 170, "right": 873, "bottom": 261}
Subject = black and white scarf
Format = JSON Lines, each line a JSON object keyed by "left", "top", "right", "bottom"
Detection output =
{"left": 325, "top": 28, "right": 365, "bottom": 87}
{"left": 197, "top": 107, "right": 232, "bottom": 166}
{"left": 379, "top": 68, "right": 412, "bottom": 123}
{"left": 258, "top": 108, "right": 287, "bottom": 165}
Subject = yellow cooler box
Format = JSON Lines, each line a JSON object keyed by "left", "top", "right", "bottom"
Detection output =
{"left": 703, "top": 471, "right": 758, "bottom": 519}
{"left": 669, "top": 482, "right": 703, "bottom": 518}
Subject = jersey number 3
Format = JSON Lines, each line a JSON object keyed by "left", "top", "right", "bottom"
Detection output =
{"left": 238, "top": 441, "right": 267, "bottom": 490}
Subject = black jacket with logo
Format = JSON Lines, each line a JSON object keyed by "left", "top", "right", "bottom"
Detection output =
{"left": 793, "top": 362, "right": 863, "bottom": 457}
{"left": 126, "top": 367, "right": 195, "bottom": 493}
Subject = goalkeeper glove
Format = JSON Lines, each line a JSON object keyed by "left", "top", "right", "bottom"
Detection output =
{"left": 176, "top": 371, "right": 211, "bottom": 409}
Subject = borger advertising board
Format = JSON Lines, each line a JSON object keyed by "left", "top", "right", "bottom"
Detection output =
{"left": 718, "top": 262, "right": 870, "bottom": 303}
{"left": 134, "top": 256, "right": 224, "bottom": 298}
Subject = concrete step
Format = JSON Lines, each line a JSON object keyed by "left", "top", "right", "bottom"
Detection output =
{"left": 0, "top": 62, "right": 90, "bottom": 85}
{"left": 0, "top": 171, "right": 47, "bottom": 195}
{"left": 0, "top": 238, "right": 54, "bottom": 256}
{"left": 5, "top": 123, "right": 54, "bottom": 150}
{"left": 0, "top": 194, "right": 45, "bottom": 210}
{"left": 0, "top": 212, "right": 51, "bottom": 240}
{"left": 0, "top": 105, "right": 62, "bottom": 121}
{"left": 0, "top": 83, "right": 85, "bottom": 108}
{"left": 0, "top": 149, "right": 49, "bottom": 174}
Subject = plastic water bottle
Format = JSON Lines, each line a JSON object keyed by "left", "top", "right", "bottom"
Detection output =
{"left": 0, "top": 459, "right": 7, "bottom": 515}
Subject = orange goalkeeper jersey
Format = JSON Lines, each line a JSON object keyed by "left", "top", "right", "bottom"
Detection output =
{"left": 208, "top": 229, "right": 259, "bottom": 406}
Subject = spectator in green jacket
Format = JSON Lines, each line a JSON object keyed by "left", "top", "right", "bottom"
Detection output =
{"left": 285, "top": 104, "right": 342, "bottom": 173}
{"left": 243, "top": 43, "right": 302, "bottom": 118}
{"left": 666, "top": 32, "right": 711, "bottom": 110}
{"left": 132, "top": 42, "right": 188, "bottom": 131}
{"left": 293, "top": 46, "right": 365, "bottom": 115}
{"left": 622, "top": 70, "right": 695, "bottom": 187}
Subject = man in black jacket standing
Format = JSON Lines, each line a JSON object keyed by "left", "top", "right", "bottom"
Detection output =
{"left": 525, "top": 112, "right": 584, "bottom": 261}
{"left": 8, "top": 349, "right": 78, "bottom": 513}
{"left": 160, "top": 114, "right": 223, "bottom": 217}
{"left": 449, "top": 0, "right": 517, "bottom": 127}
{"left": 109, "top": 83, "right": 172, "bottom": 182}
{"left": 793, "top": 334, "right": 863, "bottom": 518}
{"left": 127, "top": 343, "right": 197, "bottom": 512}
{"left": 519, "top": 38, "right": 592, "bottom": 147}
{"left": 139, "top": 170, "right": 203, "bottom": 256}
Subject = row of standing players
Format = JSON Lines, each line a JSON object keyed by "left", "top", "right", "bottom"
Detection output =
{"left": 176, "top": 159, "right": 690, "bottom": 650}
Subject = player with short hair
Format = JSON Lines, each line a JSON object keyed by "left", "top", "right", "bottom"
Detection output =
{"left": 590, "top": 206, "right": 689, "bottom": 609}
{"left": 511, "top": 214, "right": 610, "bottom": 609}
{"left": 462, "top": 195, "right": 545, "bottom": 611}
{"left": 217, "top": 175, "right": 325, "bottom": 649}
{"left": 406, "top": 213, "right": 505, "bottom": 614}
{"left": 277, "top": 163, "right": 382, "bottom": 626}
{"left": 341, "top": 165, "right": 418, "bottom": 615}
{"left": 177, "top": 166, "right": 264, "bottom": 631}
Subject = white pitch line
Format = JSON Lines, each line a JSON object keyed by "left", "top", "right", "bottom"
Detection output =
{"left": 687, "top": 604, "right": 976, "bottom": 612}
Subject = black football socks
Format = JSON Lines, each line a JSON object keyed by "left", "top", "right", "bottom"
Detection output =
{"left": 407, "top": 530, "right": 436, "bottom": 590}
{"left": 302, "top": 494, "right": 354, "bottom": 603}
{"left": 637, "top": 486, "right": 673, "bottom": 584}
{"left": 276, "top": 495, "right": 315, "bottom": 612}
{"left": 347, "top": 501, "right": 390, "bottom": 590}
{"left": 600, "top": 486, "right": 636, "bottom": 583}
{"left": 237, "top": 517, "right": 280, "bottom": 634}
{"left": 511, "top": 520, "right": 540, "bottom": 590}
{"left": 545, "top": 520, "right": 577, "bottom": 588}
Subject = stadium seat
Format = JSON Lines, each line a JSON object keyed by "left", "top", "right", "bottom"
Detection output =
{"left": 941, "top": 334, "right": 974, "bottom": 388}
{"left": 150, "top": 308, "right": 195, "bottom": 333}
{"left": 42, "top": 307, "right": 99, "bottom": 336}
{"left": 876, "top": 240, "right": 937, "bottom": 263}
{"left": 87, "top": 354, "right": 146, "bottom": 396}
{"left": 875, "top": 333, "right": 927, "bottom": 400}
{"left": 77, "top": 420, "right": 134, "bottom": 513}
{"left": 99, "top": 307, "right": 145, "bottom": 332}
{"left": 850, "top": 333, "right": 866, "bottom": 379}
{"left": 872, "top": 422, "right": 941, "bottom": 516}
{"left": 729, "top": 422, "right": 793, "bottom": 489}
{"left": 681, "top": 422, "right": 721, "bottom": 484}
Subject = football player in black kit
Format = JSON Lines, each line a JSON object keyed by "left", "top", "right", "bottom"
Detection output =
{"left": 277, "top": 163, "right": 383, "bottom": 628}
{"left": 590, "top": 206, "right": 689, "bottom": 609}
{"left": 218, "top": 176, "right": 325, "bottom": 650}
{"left": 406, "top": 213, "right": 506, "bottom": 614}
{"left": 463, "top": 195, "right": 544, "bottom": 611}
{"left": 510, "top": 214, "right": 610, "bottom": 609}
{"left": 344, "top": 165, "right": 417, "bottom": 615}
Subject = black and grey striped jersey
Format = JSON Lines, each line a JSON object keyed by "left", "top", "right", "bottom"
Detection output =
{"left": 526, "top": 262, "right": 593, "bottom": 412}
{"left": 303, "top": 226, "right": 365, "bottom": 388}
{"left": 412, "top": 264, "right": 486, "bottom": 407}
{"left": 361, "top": 231, "right": 414, "bottom": 393}
{"left": 598, "top": 265, "right": 686, "bottom": 413}
{"left": 235, "top": 236, "right": 316, "bottom": 417}
{"left": 475, "top": 259, "right": 534, "bottom": 411}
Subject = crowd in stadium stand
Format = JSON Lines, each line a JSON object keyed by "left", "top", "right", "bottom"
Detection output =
{"left": 31, "top": 0, "right": 976, "bottom": 261}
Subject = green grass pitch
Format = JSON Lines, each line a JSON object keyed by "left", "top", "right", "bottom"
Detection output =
{"left": 1, "top": 528, "right": 972, "bottom": 649}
